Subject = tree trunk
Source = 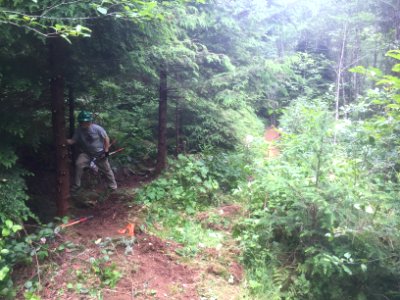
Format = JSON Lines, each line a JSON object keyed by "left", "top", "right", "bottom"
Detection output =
{"left": 335, "top": 23, "right": 347, "bottom": 122}
{"left": 68, "top": 85, "right": 77, "bottom": 165}
{"left": 155, "top": 64, "right": 168, "bottom": 175}
{"left": 334, "top": 23, "right": 348, "bottom": 143}
{"left": 68, "top": 86, "right": 75, "bottom": 138}
{"left": 395, "top": 0, "right": 400, "bottom": 42}
{"left": 175, "top": 97, "right": 181, "bottom": 157}
{"left": 353, "top": 28, "right": 361, "bottom": 99}
{"left": 49, "top": 38, "right": 69, "bottom": 216}
{"left": 342, "top": 76, "right": 347, "bottom": 119}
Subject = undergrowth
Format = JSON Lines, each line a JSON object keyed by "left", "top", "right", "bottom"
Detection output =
{"left": 234, "top": 100, "right": 400, "bottom": 299}
{"left": 135, "top": 152, "right": 251, "bottom": 257}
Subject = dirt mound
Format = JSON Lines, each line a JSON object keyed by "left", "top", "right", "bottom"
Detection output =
{"left": 104, "top": 233, "right": 199, "bottom": 300}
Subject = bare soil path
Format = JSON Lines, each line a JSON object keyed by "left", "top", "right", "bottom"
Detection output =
{"left": 264, "top": 126, "right": 281, "bottom": 157}
{"left": 16, "top": 175, "right": 246, "bottom": 300}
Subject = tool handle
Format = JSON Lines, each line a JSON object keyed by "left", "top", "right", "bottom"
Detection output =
{"left": 60, "top": 215, "right": 93, "bottom": 228}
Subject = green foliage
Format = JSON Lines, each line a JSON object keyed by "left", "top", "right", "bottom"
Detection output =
{"left": 0, "top": 168, "right": 32, "bottom": 222}
{"left": 23, "top": 291, "right": 42, "bottom": 300}
{"left": 236, "top": 100, "right": 400, "bottom": 299}
{"left": 202, "top": 151, "right": 250, "bottom": 192}
{"left": 0, "top": 0, "right": 165, "bottom": 40}
{"left": 0, "top": 220, "right": 22, "bottom": 299}
{"left": 95, "top": 98, "right": 159, "bottom": 162}
{"left": 0, "top": 221, "right": 56, "bottom": 299}
{"left": 183, "top": 103, "right": 264, "bottom": 151}
{"left": 135, "top": 152, "right": 249, "bottom": 255}
{"left": 89, "top": 256, "right": 122, "bottom": 288}
{"left": 63, "top": 253, "right": 122, "bottom": 298}
{"left": 346, "top": 50, "right": 400, "bottom": 178}
{"left": 137, "top": 154, "right": 221, "bottom": 210}
{"left": 158, "top": 213, "right": 225, "bottom": 258}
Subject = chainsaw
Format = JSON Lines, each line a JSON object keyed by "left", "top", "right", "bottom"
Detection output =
{"left": 90, "top": 148, "right": 125, "bottom": 171}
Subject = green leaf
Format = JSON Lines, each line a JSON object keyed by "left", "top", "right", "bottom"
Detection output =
{"left": 12, "top": 224, "right": 22, "bottom": 232}
{"left": 97, "top": 7, "right": 108, "bottom": 15}
{"left": 0, "top": 249, "right": 10, "bottom": 255}
{"left": 2, "top": 228, "right": 11, "bottom": 237}
{"left": 349, "top": 66, "right": 367, "bottom": 74}
{"left": 361, "top": 264, "right": 367, "bottom": 272}
{"left": 342, "top": 265, "right": 352, "bottom": 275}
{"left": 392, "top": 64, "right": 400, "bottom": 73}
{"left": 391, "top": 95, "right": 400, "bottom": 106}
{"left": 0, "top": 266, "right": 10, "bottom": 281}
{"left": 24, "top": 281, "right": 33, "bottom": 289}
{"left": 5, "top": 220, "right": 13, "bottom": 228}
{"left": 386, "top": 50, "right": 400, "bottom": 60}
{"left": 60, "top": 34, "right": 72, "bottom": 44}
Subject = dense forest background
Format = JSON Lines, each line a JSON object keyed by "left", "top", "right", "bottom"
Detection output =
{"left": 1, "top": 0, "right": 400, "bottom": 299}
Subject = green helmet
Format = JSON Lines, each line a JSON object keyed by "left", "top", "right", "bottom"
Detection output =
{"left": 77, "top": 111, "right": 93, "bottom": 122}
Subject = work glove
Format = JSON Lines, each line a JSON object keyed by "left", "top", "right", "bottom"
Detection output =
{"left": 104, "top": 151, "right": 109, "bottom": 158}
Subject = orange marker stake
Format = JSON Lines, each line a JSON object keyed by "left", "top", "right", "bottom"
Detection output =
{"left": 118, "top": 223, "right": 135, "bottom": 237}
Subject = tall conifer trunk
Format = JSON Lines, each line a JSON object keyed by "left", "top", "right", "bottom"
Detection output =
{"left": 335, "top": 23, "right": 347, "bottom": 122}
{"left": 49, "top": 38, "right": 69, "bottom": 216}
{"left": 68, "top": 86, "right": 75, "bottom": 138}
{"left": 175, "top": 97, "right": 181, "bottom": 157}
{"left": 395, "top": 0, "right": 400, "bottom": 42}
{"left": 68, "top": 86, "right": 77, "bottom": 164}
{"left": 156, "top": 64, "right": 168, "bottom": 175}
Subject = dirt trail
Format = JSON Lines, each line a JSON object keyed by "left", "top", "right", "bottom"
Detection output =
{"left": 17, "top": 176, "right": 245, "bottom": 299}
{"left": 27, "top": 197, "right": 196, "bottom": 299}
{"left": 264, "top": 126, "right": 281, "bottom": 158}
{"left": 15, "top": 128, "right": 282, "bottom": 299}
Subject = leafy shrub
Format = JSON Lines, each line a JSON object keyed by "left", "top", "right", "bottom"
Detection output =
{"left": 0, "top": 168, "right": 32, "bottom": 223}
{"left": 0, "top": 220, "right": 23, "bottom": 299}
{"left": 236, "top": 100, "right": 400, "bottom": 299}
{"left": 136, "top": 154, "right": 221, "bottom": 213}
{"left": 0, "top": 220, "right": 56, "bottom": 299}
{"left": 183, "top": 103, "right": 264, "bottom": 151}
{"left": 135, "top": 153, "right": 237, "bottom": 255}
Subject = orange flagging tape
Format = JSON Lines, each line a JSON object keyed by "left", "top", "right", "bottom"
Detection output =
{"left": 118, "top": 223, "right": 135, "bottom": 237}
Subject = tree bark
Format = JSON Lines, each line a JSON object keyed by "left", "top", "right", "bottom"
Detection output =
{"left": 352, "top": 28, "right": 361, "bottom": 99}
{"left": 155, "top": 64, "right": 168, "bottom": 175}
{"left": 175, "top": 97, "right": 181, "bottom": 157}
{"left": 335, "top": 23, "right": 347, "bottom": 122}
{"left": 342, "top": 76, "right": 347, "bottom": 119}
{"left": 49, "top": 38, "right": 70, "bottom": 216}
{"left": 395, "top": 0, "right": 400, "bottom": 42}
{"left": 68, "top": 86, "right": 75, "bottom": 138}
{"left": 334, "top": 23, "right": 348, "bottom": 143}
{"left": 68, "top": 85, "right": 77, "bottom": 166}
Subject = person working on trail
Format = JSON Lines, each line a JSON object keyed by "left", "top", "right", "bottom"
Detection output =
{"left": 67, "top": 111, "right": 117, "bottom": 192}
